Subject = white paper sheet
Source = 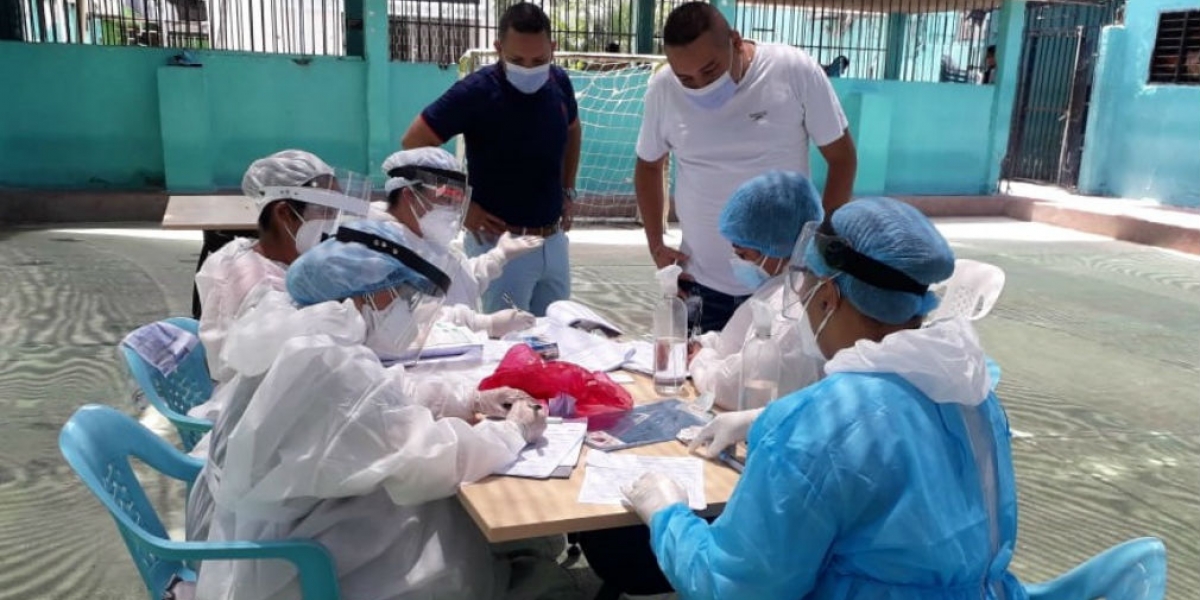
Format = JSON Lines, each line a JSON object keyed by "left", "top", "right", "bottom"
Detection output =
{"left": 494, "top": 420, "right": 588, "bottom": 479}
{"left": 546, "top": 300, "right": 623, "bottom": 336}
{"left": 607, "top": 371, "right": 635, "bottom": 384}
{"left": 578, "top": 452, "right": 707, "bottom": 510}
{"left": 619, "top": 340, "right": 656, "bottom": 375}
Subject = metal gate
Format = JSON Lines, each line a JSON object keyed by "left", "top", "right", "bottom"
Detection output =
{"left": 1003, "top": 1, "right": 1124, "bottom": 187}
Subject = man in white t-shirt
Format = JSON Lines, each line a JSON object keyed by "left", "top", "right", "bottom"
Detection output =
{"left": 634, "top": 1, "right": 857, "bottom": 332}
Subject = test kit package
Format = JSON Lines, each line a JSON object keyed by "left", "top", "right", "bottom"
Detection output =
{"left": 585, "top": 399, "right": 711, "bottom": 451}
{"left": 516, "top": 335, "right": 560, "bottom": 361}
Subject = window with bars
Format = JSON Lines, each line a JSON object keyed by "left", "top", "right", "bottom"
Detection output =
{"left": 1148, "top": 9, "right": 1200, "bottom": 85}
{"left": 389, "top": 15, "right": 474, "bottom": 65}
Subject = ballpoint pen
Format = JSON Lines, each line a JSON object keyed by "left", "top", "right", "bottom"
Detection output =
{"left": 502, "top": 292, "right": 519, "bottom": 312}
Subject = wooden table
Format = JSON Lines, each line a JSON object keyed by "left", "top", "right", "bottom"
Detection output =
{"left": 457, "top": 376, "right": 741, "bottom": 543}
{"left": 161, "top": 195, "right": 257, "bottom": 231}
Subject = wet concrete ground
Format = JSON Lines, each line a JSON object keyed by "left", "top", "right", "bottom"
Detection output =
{"left": 0, "top": 218, "right": 1196, "bottom": 599}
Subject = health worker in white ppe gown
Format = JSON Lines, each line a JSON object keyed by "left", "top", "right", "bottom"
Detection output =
{"left": 191, "top": 220, "right": 563, "bottom": 600}
{"left": 194, "top": 150, "right": 371, "bottom": 386}
{"left": 375, "top": 147, "right": 541, "bottom": 338}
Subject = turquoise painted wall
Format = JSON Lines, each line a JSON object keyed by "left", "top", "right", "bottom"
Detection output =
{"left": 817, "top": 78, "right": 997, "bottom": 195}
{"left": 1078, "top": 0, "right": 1200, "bottom": 208}
{"left": 0, "top": 43, "right": 174, "bottom": 188}
{"left": 387, "top": 62, "right": 459, "bottom": 156}
{"left": 202, "top": 54, "right": 368, "bottom": 187}
{"left": 0, "top": 41, "right": 449, "bottom": 190}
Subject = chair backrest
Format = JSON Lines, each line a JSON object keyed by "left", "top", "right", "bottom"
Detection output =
{"left": 1025, "top": 537, "right": 1168, "bottom": 600}
{"left": 60, "top": 405, "right": 197, "bottom": 599}
{"left": 121, "top": 317, "right": 214, "bottom": 448}
{"left": 925, "top": 259, "right": 1006, "bottom": 325}
{"left": 62, "top": 405, "right": 341, "bottom": 600}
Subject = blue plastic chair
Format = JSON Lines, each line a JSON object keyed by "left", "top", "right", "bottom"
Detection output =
{"left": 121, "top": 317, "right": 214, "bottom": 451}
{"left": 1026, "top": 537, "right": 1168, "bottom": 600}
{"left": 60, "top": 404, "right": 340, "bottom": 600}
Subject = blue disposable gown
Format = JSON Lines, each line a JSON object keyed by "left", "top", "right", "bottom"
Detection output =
{"left": 649, "top": 318, "right": 1027, "bottom": 600}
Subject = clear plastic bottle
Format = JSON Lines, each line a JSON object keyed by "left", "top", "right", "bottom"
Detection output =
{"left": 653, "top": 265, "right": 688, "bottom": 396}
{"left": 739, "top": 299, "right": 781, "bottom": 410}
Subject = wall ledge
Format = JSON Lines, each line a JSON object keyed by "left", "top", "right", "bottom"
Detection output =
{"left": 4, "top": 191, "right": 1196, "bottom": 257}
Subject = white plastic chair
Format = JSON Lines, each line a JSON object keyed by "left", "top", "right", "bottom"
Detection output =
{"left": 924, "top": 259, "right": 1006, "bottom": 325}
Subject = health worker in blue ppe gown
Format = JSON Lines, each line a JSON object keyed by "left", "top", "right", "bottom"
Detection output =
{"left": 688, "top": 170, "right": 825, "bottom": 409}
{"left": 623, "top": 197, "right": 1025, "bottom": 600}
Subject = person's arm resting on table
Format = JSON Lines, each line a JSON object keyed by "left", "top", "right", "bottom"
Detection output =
{"left": 647, "top": 410, "right": 842, "bottom": 599}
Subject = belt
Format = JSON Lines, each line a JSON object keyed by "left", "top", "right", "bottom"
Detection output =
{"left": 504, "top": 223, "right": 560, "bottom": 237}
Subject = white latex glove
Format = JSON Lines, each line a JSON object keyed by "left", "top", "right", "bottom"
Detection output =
{"left": 497, "top": 233, "right": 544, "bottom": 261}
{"left": 505, "top": 399, "right": 547, "bottom": 444}
{"left": 688, "top": 408, "right": 764, "bottom": 459}
{"left": 621, "top": 472, "right": 688, "bottom": 524}
{"left": 473, "top": 387, "right": 535, "bottom": 418}
{"left": 485, "top": 309, "right": 536, "bottom": 338}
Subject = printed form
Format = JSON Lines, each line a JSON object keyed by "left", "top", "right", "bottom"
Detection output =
{"left": 578, "top": 451, "right": 707, "bottom": 510}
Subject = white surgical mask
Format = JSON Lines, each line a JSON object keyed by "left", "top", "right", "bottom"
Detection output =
{"left": 419, "top": 208, "right": 461, "bottom": 247}
{"left": 294, "top": 218, "right": 334, "bottom": 254}
{"left": 799, "top": 278, "right": 835, "bottom": 361}
{"left": 363, "top": 300, "right": 416, "bottom": 358}
{"left": 505, "top": 62, "right": 551, "bottom": 94}
{"left": 730, "top": 257, "right": 770, "bottom": 290}
{"left": 681, "top": 43, "right": 739, "bottom": 110}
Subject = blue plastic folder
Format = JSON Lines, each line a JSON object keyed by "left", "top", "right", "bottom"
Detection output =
{"left": 585, "top": 399, "right": 712, "bottom": 451}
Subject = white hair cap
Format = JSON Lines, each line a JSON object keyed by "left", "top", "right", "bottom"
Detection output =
{"left": 242, "top": 150, "right": 335, "bottom": 210}
{"left": 382, "top": 148, "right": 461, "bottom": 180}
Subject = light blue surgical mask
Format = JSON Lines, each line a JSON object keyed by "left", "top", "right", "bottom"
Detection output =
{"left": 730, "top": 256, "right": 770, "bottom": 290}
{"left": 505, "top": 62, "right": 550, "bottom": 94}
{"left": 681, "top": 43, "right": 740, "bottom": 110}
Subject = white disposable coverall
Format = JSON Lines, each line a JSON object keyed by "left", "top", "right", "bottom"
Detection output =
{"left": 372, "top": 203, "right": 508, "bottom": 311}
{"left": 194, "top": 238, "right": 287, "bottom": 384}
{"left": 187, "top": 290, "right": 376, "bottom": 540}
{"left": 689, "top": 275, "right": 822, "bottom": 410}
{"left": 191, "top": 294, "right": 530, "bottom": 600}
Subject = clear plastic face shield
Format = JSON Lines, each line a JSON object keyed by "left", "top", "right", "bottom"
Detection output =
{"left": 385, "top": 165, "right": 470, "bottom": 246}
{"left": 260, "top": 169, "right": 373, "bottom": 252}
{"left": 783, "top": 220, "right": 931, "bottom": 321}
{"left": 333, "top": 227, "right": 452, "bottom": 361}
{"left": 782, "top": 221, "right": 825, "bottom": 321}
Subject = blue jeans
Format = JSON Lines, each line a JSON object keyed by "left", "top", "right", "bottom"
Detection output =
{"left": 464, "top": 231, "right": 571, "bottom": 317}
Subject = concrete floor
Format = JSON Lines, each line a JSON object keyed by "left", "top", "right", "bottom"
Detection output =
{"left": 0, "top": 218, "right": 1197, "bottom": 599}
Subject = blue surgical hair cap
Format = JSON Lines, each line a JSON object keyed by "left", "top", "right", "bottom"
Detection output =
{"left": 805, "top": 197, "right": 955, "bottom": 324}
{"left": 286, "top": 220, "right": 445, "bottom": 306}
{"left": 718, "top": 171, "right": 825, "bottom": 258}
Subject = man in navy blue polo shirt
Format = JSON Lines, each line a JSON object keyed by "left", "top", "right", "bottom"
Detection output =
{"left": 401, "top": 2, "right": 582, "bottom": 317}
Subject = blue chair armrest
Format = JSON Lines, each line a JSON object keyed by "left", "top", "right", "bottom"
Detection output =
{"left": 147, "top": 537, "right": 340, "bottom": 599}
{"left": 131, "top": 424, "right": 206, "bottom": 484}
{"left": 170, "top": 413, "right": 214, "bottom": 434}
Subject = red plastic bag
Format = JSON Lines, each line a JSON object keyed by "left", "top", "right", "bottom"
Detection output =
{"left": 479, "top": 345, "right": 633, "bottom": 429}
